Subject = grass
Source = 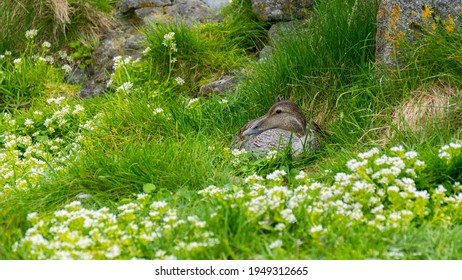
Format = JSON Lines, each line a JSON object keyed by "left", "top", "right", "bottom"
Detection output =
{"left": 0, "top": 0, "right": 114, "bottom": 52}
{"left": 1, "top": 0, "right": 462, "bottom": 260}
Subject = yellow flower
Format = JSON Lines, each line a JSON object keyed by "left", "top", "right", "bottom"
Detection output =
{"left": 445, "top": 25, "right": 455, "bottom": 33}
{"left": 444, "top": 14, "right": 455, "bottom": 33}
{"left": 422, "top": 5, "right": 432, "bottom": 20}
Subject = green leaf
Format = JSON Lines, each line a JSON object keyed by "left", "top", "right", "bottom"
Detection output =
{"left": 143, "top": 183, "right": 157, "bottom": 193}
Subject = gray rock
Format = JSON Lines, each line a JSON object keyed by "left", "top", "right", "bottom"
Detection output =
{"left": 259, "top": 20, "right": 308, "bottom": 61}
{"left": 202, "top": 0, "right": 230, "bottom": 10}
{"left": 251, "top": 0, "right": 313, "bottom": 21}
{"left": 77, "top": 18, "right": 144, "bottom": 97}
{"left": 198, "top": 75, "right": 237, "bottom": 96}
{"left": 78, "top": 80, "right": 106, "bottom": 98}
{"left": 376, "top": 0, "right": 462, "bottom": 68}
{"left": 136, "top": 0, "right": 222, "bottom": 25}
{"left": 258, "top": 45, "right": 273, "bottom": 61}
{"left": 268, "top": 20, "right": 306, "bottom": 41}
{"left": 77, "top": 0, "right": 230, "bottom": 97}
{"left": 117, "top": 0, "right": 173, "bottom": 13}
{"left": 65, "top": 66, "right": 87, "bottom": 85}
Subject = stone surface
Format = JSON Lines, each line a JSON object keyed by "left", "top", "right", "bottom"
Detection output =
{"left": 251, "top": 0, "right": 313, "bottom": 21}
{"left": 77, "top": 0, "right": 228, "bottom": 97}
{"left": 77, "top": 16, "right": 144, "bottom": 97}
{"left": 135, "top": 0, "right": 222, "bottom": 25}
{"left": 376, "top": 0, "right": 462, "bottom": 68}
{"left": 258, "top": 20, "right": 308, "bottom": 61}
{"left": 202, "top": 0, "right": 230, "bottom": 10}
{"left": 198, "top": 75, "right": 237, "bottom": 96}
{"left": 117, "top": 0, "right": 173, "bottom": 13}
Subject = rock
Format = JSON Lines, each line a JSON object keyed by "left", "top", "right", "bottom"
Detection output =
{"left": 77, "top": 0, "right": 230, "bottom": 97}
{"left": 135, "top": 0, "right": 222, "bottom": 25}
{"left": 65, "top": 66, "right": 87, "bottom": 85}
{"left": 258, "top": 45, "right": 273, "bottom": 61}
{"left": 202, "top": 0, "right": 230, "bottom": 10}
{"left": 77, "top": 17, "right": 144, "bottom": 97}
{"left": 198, "top": 75, "right": 237, "bottom": 96}
{"left": 258, "top": 20, "right": 308, "bottom": 61}
{"left": 376, "top": 0, "right": 462, "bottom": 68}
{"left": 251, "top": 0, "right": 313, "bottom": 21}
{"left": 117, "top": 0, "right": 173, "bottom": 13}
{"left": 78, "top": 80, "right": 107, "bottom": 98}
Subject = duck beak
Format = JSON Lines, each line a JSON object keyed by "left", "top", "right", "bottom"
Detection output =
{"left": 242, "top": 119, "right": 263, "bottom": 136}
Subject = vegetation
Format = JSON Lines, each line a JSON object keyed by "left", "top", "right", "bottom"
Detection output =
{"left": 0, "top": 0, "right": 113, "bottom": 52}
{"left": 1, "top": 0, "right": 462, "bottom": 259}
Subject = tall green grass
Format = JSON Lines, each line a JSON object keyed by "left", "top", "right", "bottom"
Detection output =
{"left": 0, "top": 0, "right": 114, "bottom": 52}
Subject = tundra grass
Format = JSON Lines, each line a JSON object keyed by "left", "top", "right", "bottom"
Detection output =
{"left": 1, "top": 0, "right": 462, "bottom": 260}
{"left": 0, "top": 0, "right": 114, "bottom": 52}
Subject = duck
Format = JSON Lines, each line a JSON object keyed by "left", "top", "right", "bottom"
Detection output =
{"left": 231, "top": 97, "right": 320, "bottom": 155}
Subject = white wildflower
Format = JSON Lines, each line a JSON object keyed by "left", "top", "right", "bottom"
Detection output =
{"left": 265, "top": 150, "right": 278, "bottom": 161}
{"left": 187, "top": 98, "right": 199, "bottom": 108}
{"left": 24, "top": 119, "right": 34, "bottom": 128}
{"left": 104, "top": 245, "right": 121, "bottom": 259}
{"left": 62, "top": 64, "right": 72, "bottom": 74}
{"left": 244, "top": 173, "right": 264, "bottom": 184}
{"left": 275, "top": 223, "right": 286, "bottom": 231}
{"left": 280, "top": 208, "right": 297, "bottom": 223}
{"left": 42, "top": 41, "right": 51, "bottom": 49}
{"left": 268, "top": 239, "right": 283, "bottom": 249}
{"left": 142, "top": 47, "right": 151, "bottom": 55}
{"left": 163, "top": 32, "right": 175, "bottom": 42}
{"left": 390, "top": 145, "right": 405, "bottom": 153}
{"left": 358, "top": 147, "right": 379, "bottom": 159}
{"left": 13, "top": 58, "right": 22, "bottom": 67}
{"left": 404, "top": 151, "right": 418, "bottom": 160}
{"left": 116, "top": 82, "right": 133, "bottom": 93}
{"left": 152, "top": 108, "right": 164, "bottom": 115}
{"left": 435, "top": 185, "right": 447, "bottom": 195}
{"left": 174, "top": 77, "right": 185, "bottom": 85}
{"left": 415, "top": 190, "right": 429, "bottom": 200}
{"left": 346, "top": 159, "right": 367, "bottom": 171}
{"left": 310, "top": 225, "right": 324, "bottom": 233}
{"left": 72, "top": 104, "right": 85, "bottom": 115}
{"left": 25, "top": 29, "right": 38, "bottom": 39}
{"left": 266, "top": 170, "right": 287, "bottom": 181}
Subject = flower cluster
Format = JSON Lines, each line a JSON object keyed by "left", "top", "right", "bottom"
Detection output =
{"left": 113, "top": 56, "right": 139, "bottom": 71}
{"left": 107, "top": 55, "right": 142, "bottom": 95}
{"left": 14, "top": 195, "right": 219, "bottom": 259}
{"left": 200, "top": 144, "right": 462, "bottom": 244}
{"left": 0, "top": 30, "right": 72, "bottom": 111}
{"left": 186, "top": 98, "right": 199, "bottom": 109}
{"left": 162, "top": 32, "right": 178, "bottom": 53}
{"left": 0, "top": 97, "right": 100, "bottom": 196}
{"left": 25, "top": 29, "right": 39, "bottom": 40}
{"left": 438, "top": 141, "right": 462, "bottom": 164}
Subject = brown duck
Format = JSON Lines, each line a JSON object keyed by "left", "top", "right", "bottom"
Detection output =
{"left": 231, "top": 98, "right": 320, "bottom": 155}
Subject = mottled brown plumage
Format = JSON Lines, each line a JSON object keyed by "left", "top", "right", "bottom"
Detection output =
{"left": 231, "top": 99, "right": 320, "bottom": 155}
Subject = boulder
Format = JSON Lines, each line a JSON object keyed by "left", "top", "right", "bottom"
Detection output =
{"left": 117, "top": 0, "right": 173, "bottom": 13}
{"left": 251, "top": 0, "right": 313, "bottom": 21}
{"left": 77, "top": 17, "right": 144, "bottom": 97}
{"left": 258, "top": 20, "right": 308, "bottom": 61}
{"left": 135, "top": 0, "right": 222, "bottom": 25}
{"left": 198, "top": 75, "right": 237, "bottom": 96}
{"left": 376, "top": 0, "right": 462, "bottom": 68}
{"left": 77, "top": 0, "right": 228, "bottom": 97}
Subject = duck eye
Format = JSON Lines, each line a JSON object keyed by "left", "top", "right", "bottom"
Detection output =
{"left": 275, "top": 109, "right": 283, "bottom": 114}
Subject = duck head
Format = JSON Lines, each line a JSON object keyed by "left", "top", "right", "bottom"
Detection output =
{"left": 242, "top": 99, "right": 307, "bottom": 136}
